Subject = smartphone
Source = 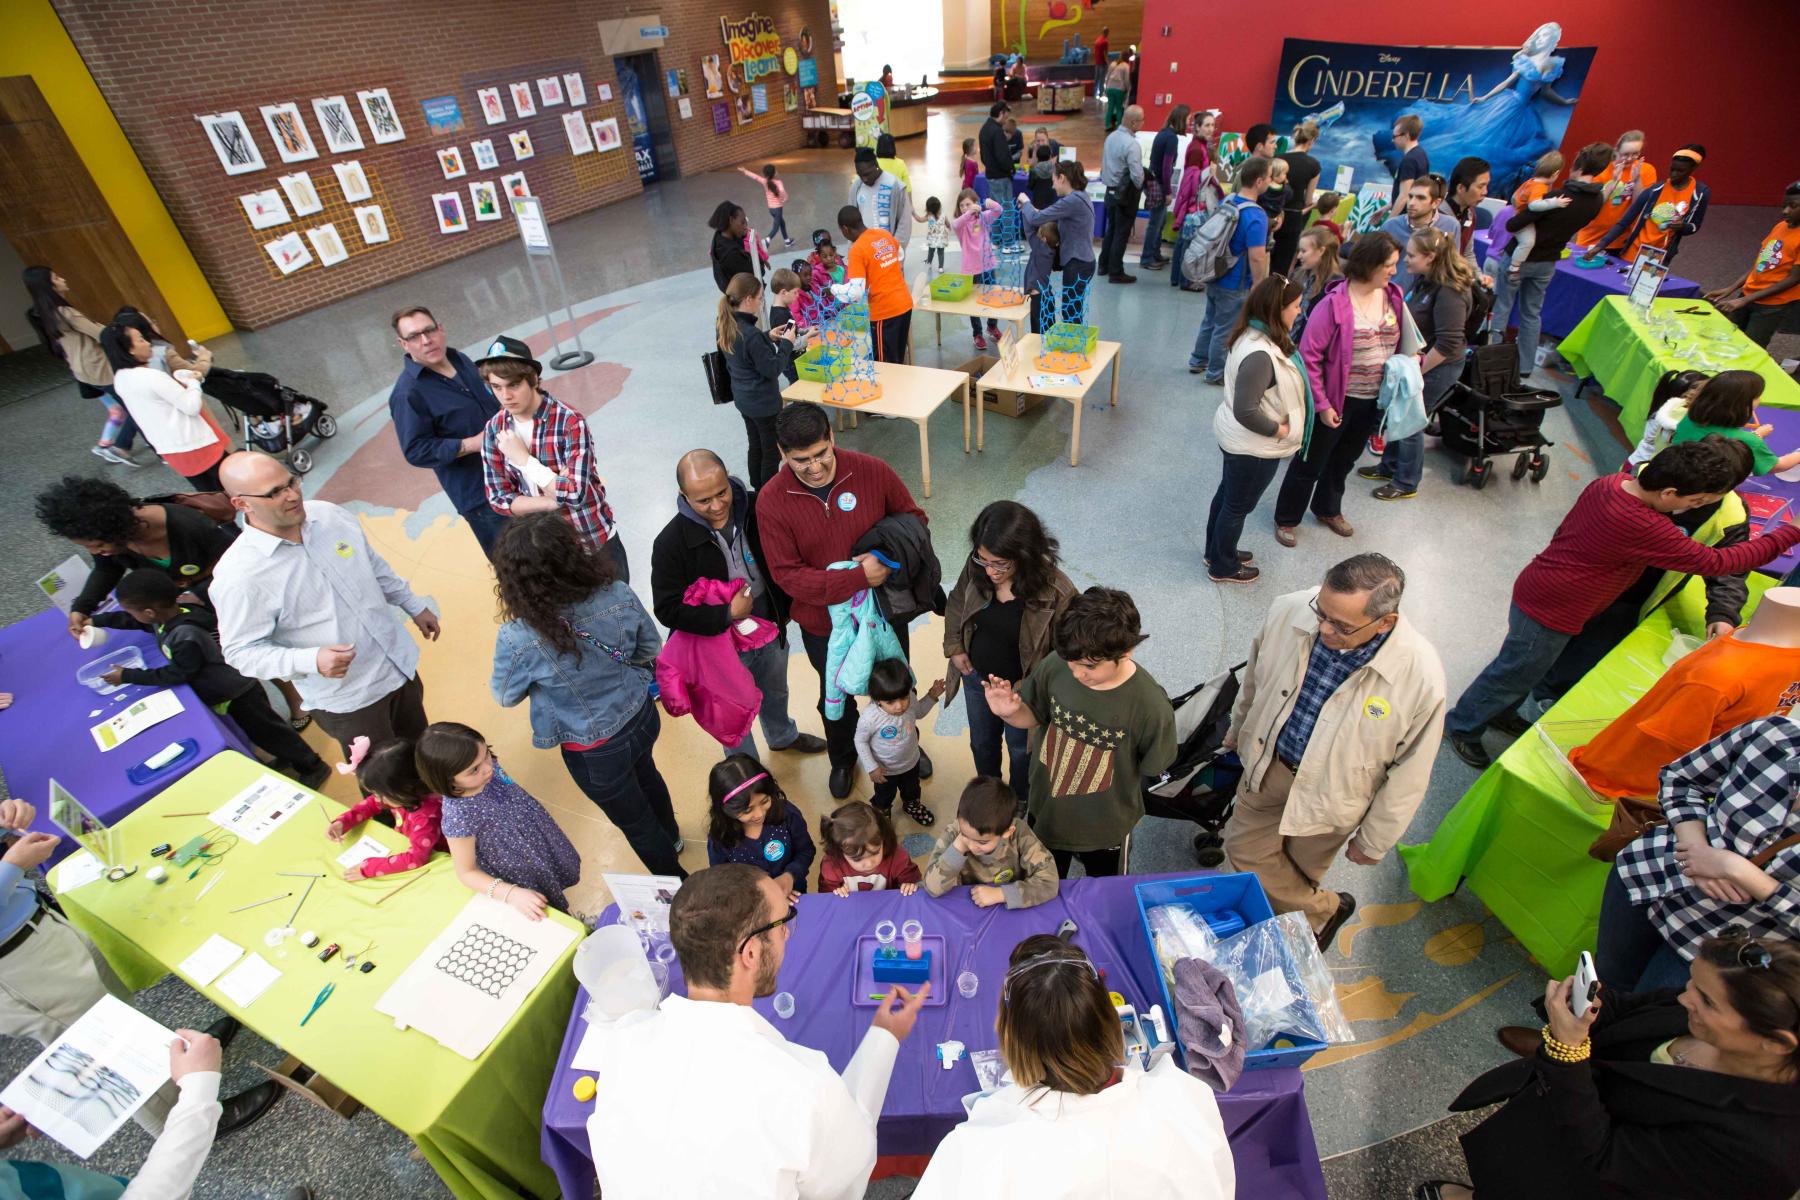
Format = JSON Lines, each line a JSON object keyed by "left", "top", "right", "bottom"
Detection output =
{"left": 1569, "top": 951, "right": 1600, "bottom": 1019}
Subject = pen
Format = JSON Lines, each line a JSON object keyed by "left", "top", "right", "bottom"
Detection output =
{"left": 229, "top": 891, "right": 291, "bottom": 913}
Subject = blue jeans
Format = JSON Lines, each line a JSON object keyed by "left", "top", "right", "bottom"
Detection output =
{"left": 463, "top": 504, "right": 507, "bottom": 561}
{"left": 767, "top": 207, "right": 789, "bottom": 241}
{"left": 1445, "top": 602, "right": 1572, "bottom": 737}
{"left": 728, "top": 639, "right": 802, "bottom": 757}
{"left": 1596, "top": 865, "right": 1690, "bottom": 992}
{"left": 1512, "top": 259, "right": 1557, "bottom": 376}
{"left": 1139, "top": 201, "right": 1168, "bottom": 265}
{"left": 1204, "top": 451, "right": 1282, "bottom": 575}
{"left": 560, "top": 698, "right": 684, "bottom": 877}
{"left": 94, "top": 389, "right": 139, "bottom": 450}
{"left": 963, "top": 672, "right": 1030, "bottom": 802}
{"left": 1190, "top": 284, "right": 1248, "bottom": 378}
{"left": 970, "top": 270, "right": 1000, "bottom": 336}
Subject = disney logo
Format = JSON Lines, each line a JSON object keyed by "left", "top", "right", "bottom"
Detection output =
{"left": 1378, "top": 53, "right": 1402, "bottom": 64}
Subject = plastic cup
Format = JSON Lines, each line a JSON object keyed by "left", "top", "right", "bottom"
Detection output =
{"left": 902, "top": 919, "right": 924, "bottom": 960}
{"left": 874, "top": 920, "right": 897, "bottom": 953}
{"left": 773, "top": 991, "right": 795, "bottom": 1020}
{"left": 78, "top": 626, "right": 109, "bottom": 650}
{"left": 957, "top": 970, "right": 979, "bottom": 999}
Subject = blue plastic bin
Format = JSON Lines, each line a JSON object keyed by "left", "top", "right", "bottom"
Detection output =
{"left": 1134, "top": 872, "right": 1329, "bottom": 1071}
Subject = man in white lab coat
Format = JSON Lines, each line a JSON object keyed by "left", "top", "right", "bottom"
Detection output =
{"left": 587, "top": 863, "right": 928, "bottom": 1199}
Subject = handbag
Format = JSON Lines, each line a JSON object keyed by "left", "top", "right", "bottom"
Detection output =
{"left": 702, "top": 350, "right": 734, "bottom": 406}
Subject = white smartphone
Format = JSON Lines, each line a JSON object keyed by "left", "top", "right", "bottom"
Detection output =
{"left": 1569, "top": 951, "right": 1600, "bottom": 1019}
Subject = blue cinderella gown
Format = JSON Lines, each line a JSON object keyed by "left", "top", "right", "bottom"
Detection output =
{"left": 1372, "top": 53, "right": 1571, "bottom": 194}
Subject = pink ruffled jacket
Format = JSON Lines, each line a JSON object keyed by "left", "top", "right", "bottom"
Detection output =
{"left": 655, "top": 577, "right": 780, "bottom": 747}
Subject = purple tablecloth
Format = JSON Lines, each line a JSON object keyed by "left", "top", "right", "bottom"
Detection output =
{"left": 1740, "top": 406, "right": 1800, "bottom": 579}
{"left": 1474, "top": 230, "right": 1702, "bottom": 341}
{"left": 541, "top": 873, "right": 1328, "bottom": 1199}
{"left": 0, "top": 609, "right": 250, "bottom": 864}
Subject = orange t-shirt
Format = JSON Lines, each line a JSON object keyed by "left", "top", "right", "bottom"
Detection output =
{"left": 1620, "top": 177, "right": 1696, "bottom": 259}
{"left": 1570, "top": 632, "right": 1800, "bottom": 798}
{"left": 1744, "top": 219, "right": 1800, "bottom": 305}
{"left": 1576, "top": 160, "right": 1656, "bottom": 249}
{"left": 847, "top": 228, "right": 911, "bottom": 322}
{"left": 163, "top": 408, "right": 229, "bottom": 478}
{"left": 1512, "top": 178, "right": 1552, "bottom": 209}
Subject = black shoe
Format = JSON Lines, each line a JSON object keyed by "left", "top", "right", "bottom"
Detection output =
{"left": 1208, "top": 564, "right": 1260, "bottom": 584}
{"left": 1140, "top": 259, "right": 1169, "bottom": 271}
{"left": 901, "top": 795, "right": 936, "bottom": 826}
{"left": 916, "top": 748, "right": 933, "bottom": 780}
{"left": 1188, "top": 363, "right": 1206, "bottom": 374}
{"left": 1371, "top": 484, "right": 1418, "bottom": 501}
{"left": 779, "top": 733, "right": 828, "bottom": 754}
{"left": 1356, "top": 466, "right": 1393, "bottom": 481}
{"left": 1316, "top": 892, "right": 1357, "bottom": 953}
{"left": 285, "top": 1189, "right": 317, "bottom": 1200}
{"left": 1237, "top": 550, "right": 1254, "bottom": 563}
{"left": 1489, "top": 710, "right": 1532, "bottom": 738}
{"left": 202, "top": 1015, "right": 241, "bottom": 1054}
{"left": 217, "top": 1080, "right": 283, "bottom": 1136}
{"left": 1448, "top": 733, "right": 1492, "bottom": 770}
{"left": 1108, "top": 273, "right": 1138, "bottom": 284}
{"left": 295, "top": 761, "right": 332, "bottom": 790}
{"left": 828, "top": 764, "right": 854, "bottom": 799}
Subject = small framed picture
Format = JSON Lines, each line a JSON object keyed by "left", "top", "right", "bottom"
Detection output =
{"left": 469, "top": 180, "right": 503, "bottom": 222}
{"left": 353, "top": 204, "right": 390, "bottom": 244}
{"left": 563, "top": 72, "right": 586, "bottom": 107}
{"left": 264, "top": 230, "right": 312, "bottom": 274}
{"left": 509, "top": 130, "right": 535, "bottom": 161}
{"left": 198, "top": 111, "right": 266, "bottom": 176}
{"left": 563, "top": 111, "right": 594, "bottom": 156}
{"left": 477, "top": 86, "right": 507, "bottom": 126}
{"left": 306, "top": 223, "right": 348, "bottom": 266}
{"left": 278, "top": 171, "right": 322, "bottom": 217}
{"left": 500, "top": 171, "right": 529, "bottom": 200}
{"left": 356, "top": 87, "right": 406, "bottom": 144}
{"left": 591, "top": 118, "right": 622, "bottom": 154}
{"left": 437, "top": 147, "right": 466, "bottom": 179}
{"left": 311, "top": 95, "right": 364, "bottom": 153}
{"left": 433, "top": 191, "right": 468, "bottom": 234}
{"left": 536, "top": 76, "right": 565, "bottom": 107}
{"left": 509, "top": 81, "right": 536, "bottom": 119}
{"left": 260, "top": 102, "right": 318, "bottom": 163}
{"left": 239, "top": 189, "right": 291, "bottom": 230}
{"left": 332, "top": 160, "right": 372, "bottom": 203}
{"left": 470, "top": 139, "right": 499, "bottom": 171}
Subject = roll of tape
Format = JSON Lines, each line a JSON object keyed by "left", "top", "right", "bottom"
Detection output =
{"left": 146, "top": 865, "right": 168, "bottom": 885}
{"left": 299, "top": 931, "right": 320, "bottom": 948}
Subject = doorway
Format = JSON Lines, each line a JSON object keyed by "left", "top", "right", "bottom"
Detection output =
{"left": 612, "top": 52, "right": 678, "bottom": 184}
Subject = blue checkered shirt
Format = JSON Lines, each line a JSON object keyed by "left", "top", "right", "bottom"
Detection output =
{"left": 1615, "top": 715, "right": 1800, "bottom": 960}
{"left": 1274, "top": 630, "right": 1389, "bottom": 766}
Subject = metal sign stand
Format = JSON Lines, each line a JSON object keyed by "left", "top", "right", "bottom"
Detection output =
{"left": 511, "top": 195, "right": 594, "bottom": 370}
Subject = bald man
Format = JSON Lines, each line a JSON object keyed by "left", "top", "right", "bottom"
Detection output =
{"left": 1098, "top": 103, "right": 1146, "bottom": 283}
{"left": 210, "top": 451, "right": 440, "bottom": 755}
{"left": 649, "top": 450, "right": 826, "bottom": 758}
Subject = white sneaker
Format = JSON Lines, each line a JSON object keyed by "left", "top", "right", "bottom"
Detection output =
{"left": 92, "top": 445, "right": 142, "bottom": 467}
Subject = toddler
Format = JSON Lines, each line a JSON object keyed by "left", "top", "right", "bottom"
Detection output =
{"left": 1626, "top": 369, "right": 1708, "bottom": 466}
{"left": 736, "top": 162, "right": 791, "bottom": 247}
{"left": 1669, "top": 369, "right": 1800, "bottom": 476}
{"left": 1504, "top": 151, "right": 1572, "bottom": 279}
{"left": 416, "top": 721, "right": 582, "bottom": 919}
{"left": 1025, "top": 220, "right": 1060, "bottom": 335}
{"left": 921, "top": 777, "right": 1059, "bottom": 909}
{"left": 818, "top": 801, "right": 921, "bottom": 896}
{"left": 1260, "top": 157, "right": 1290, "bottom": 241}
{"left": 326, "top": 737, "right": 446, "bottom": 881}
{"left": 920, "top": 196, "right": 949, "bottom": 276}
{"left": 855, "top": 658, "right": 944, "bottom": 827}
{"left": 706, "top": 754, "right": 815, "bottom": 894}
{"left": 1309, "top": 191, "right": 1344, "bottom": 242}
{"left": 954, "top": 189, "right": 1005, "bottom": 349}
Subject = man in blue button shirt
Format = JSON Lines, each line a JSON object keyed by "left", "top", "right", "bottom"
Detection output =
{"left": 388, "top": 305, "right": 504, "bottom": 558}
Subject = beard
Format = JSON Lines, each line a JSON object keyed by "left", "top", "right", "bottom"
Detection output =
{"left": 752, "top": 946, "right": 783, "bottom": 998}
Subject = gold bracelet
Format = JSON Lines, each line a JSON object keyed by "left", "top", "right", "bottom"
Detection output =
{"left": 1540, "top": 1024, "right": 1591, "bottom": 1063}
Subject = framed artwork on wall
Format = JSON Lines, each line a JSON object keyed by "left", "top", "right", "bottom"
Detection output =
{"left": 278, "top": 171, "right": 322, "bottom": 217}
{"left": 591, "top": 118, "right": 622, "bottom": 153}
{"left": 260, "top": 102, "right": 318, "bottom": 163}
{"left": 332, "top": 160, "right": 372, "bottom": 203}
{"left": 563, "top": 72, "right": 586, "bottom": 107}
{"left": 311, "top": 95, "right": 364, "bottom": 153}
{"left": 357, "top": 88, "right": 406, "bottom": 144}
{"left": 509, "top": 130, "right": 535, "bottom": 161}
{"left": 239, "top": 189, "right": 290, "bottom": 230}
{"left": 197, "top": 111, "right": 265, "bottom": 175}
{"left": 563, "top": 111, "right": 593, "bottom": 156}
{"left": 264, "top": 230, "right": 312, "bottom": 274}
{"left": 470, "top": 139, "right": 499, "bottom": 171}
{"left": 353, "top": 204, "right": 390, "bottom": 244}
{"left": 433, "top": 192, "right": 468, "bottom": 234}
{"left": 437, "top": 147, "right": 467, "bottom": 179}
{"left": 306, "top": 223, "right": 348, "bottom": 266}
{"left": 478, "top": 87, "right": 507, "bottom": 126}
{"left": 509, "top": 81, "right": 536, "bottom": 119}
{"left": 500, "top": 171, "right": 529, "bottom": 200}
{"left": 536, "top": 76, "right": 564, "bottom": 107}
{"left": 469, "top": 180, "right": 502, "bottom": 221}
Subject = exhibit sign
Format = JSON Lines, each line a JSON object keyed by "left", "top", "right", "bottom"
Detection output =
{"left": 721, "top": 12, "right": 783, "bottom": 82}
{"left": 1269, "top": 27, "right": 1595, "bottom": 195}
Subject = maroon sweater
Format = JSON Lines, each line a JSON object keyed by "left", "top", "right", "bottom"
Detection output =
{"left": 1513, "top": 474, "right": 1800, "bottom": 634}
{"left": 754, "top": 449, "right": 927, "bottom": 637}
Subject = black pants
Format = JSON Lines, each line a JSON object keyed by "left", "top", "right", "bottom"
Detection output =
{"left": 601, "top": 535, "right": 631, "bottom": 584}
{"left": 1049, "top": 844, "right": 1125, "bottom": 879}
{"left": 183, "top": 464, "right": 223, "bottom": 492}
{"left": 1731, "top": 299, "right": 1798, "bottom": 349}
{"left": 873, "top": 311, "right": 912, "bottom": 364}
{"left": 742, "top": 412, "right": 779, "bottom": 490}
{"left": 312, "top": 672, "right": 429, "bottom": 758}
{"left": 463, "top": 505, "right": 507, "bottom": 560}
{"left": 870, "top": 763, "right": 921, "bottom": 812}
{"left": 1099, "top": 186, "right": 1139, "bottom": 276}
{"left": 226, "top": 685, "right": 326, "bottom": 771}
{"left": 560, "top": 699, "right": 685, "bottom": 878}
{"left": 1269, "top": 211, "right": 1306, "bottom": 278}
{"left": 801, "top": 621, "right": 912, "bottom": 769}
{"left": 1273, "top": 393, "right": 1382, "bottom": 526}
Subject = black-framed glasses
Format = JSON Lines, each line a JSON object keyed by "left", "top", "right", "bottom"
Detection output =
{"left": 738, "top": 900, "right": 798, "bottom": 955}
{"left": 1308, "top": 595, "right": 1383, "bottom": 638}
{"left": 398, "top": 323, "right": 442, "bottom": 344}
{"left": 240, "top": 475, "right": 302, "bottom": 501}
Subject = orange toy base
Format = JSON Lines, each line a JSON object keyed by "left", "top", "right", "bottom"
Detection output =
{"left": 979, "top": 290, "right": 1026, "bottom": 307}
{"left": 824, "top": 379, "right": 883, "bottom": 406}
{"left": 1035, "top": 350, "right": 1091, "bottom": 374}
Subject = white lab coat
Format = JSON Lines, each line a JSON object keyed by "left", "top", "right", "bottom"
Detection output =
{"left": 587, "top": 993, "right": 899, "bottom": 1200}
{"left": 911, "top": 1057, "right": 1237, "bottom": 1199}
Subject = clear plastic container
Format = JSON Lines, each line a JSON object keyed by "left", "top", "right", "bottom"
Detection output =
{"left": 902, "top": 919, "right": 924, "bottom": 960}
{"left": 78, "top": 647, "right": 146, "bottom": 694}
{"left": 873, "top": 920, "right": 897, "bottom": 953}
{"left": 574, "top": 924, "right": 660, "bottom": 1021}
{"left": 773, "top": 991, "right": 795, "bottom": 1019}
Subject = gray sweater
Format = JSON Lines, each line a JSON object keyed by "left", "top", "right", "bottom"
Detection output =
{"left": 854, "top": 692, "right": 939, "bottom": 774}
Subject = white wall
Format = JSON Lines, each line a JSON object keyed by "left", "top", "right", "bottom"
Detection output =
{"left": 837, "top": 0, "right": 944, "bottom": 85}
{"left": 941, "top": 0, "right": 990, "bottom": 71}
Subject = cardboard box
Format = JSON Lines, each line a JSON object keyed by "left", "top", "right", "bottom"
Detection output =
{"left": 952, "top": 353, "right": 1043, "bottom": 419}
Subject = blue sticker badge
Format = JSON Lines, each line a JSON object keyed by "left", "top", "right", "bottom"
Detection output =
{"left": 878, "top": 726, "right": 898, "bottom": 739}
{"left": 763, "top": 839, "right": 787, "bottom": 862}
{"left": 836, "top": 492, "right": 857, "bottom": 512}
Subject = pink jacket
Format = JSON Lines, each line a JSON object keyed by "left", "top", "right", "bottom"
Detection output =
{"left": 954, "top": 199, "right": 1003, "bottom": 273}
{"left": 655, "top": 578, "right": 780, "bottom": 747}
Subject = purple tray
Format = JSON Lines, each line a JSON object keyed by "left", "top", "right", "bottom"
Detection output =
{"left": 852, "top": 934, "right": 949, "bottom": 1007}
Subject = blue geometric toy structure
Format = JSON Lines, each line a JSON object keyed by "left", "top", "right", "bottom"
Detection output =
{"left": 804, "top": 286, "right": 880, "bottom": 405}
{"left": 980, "top": 199, "right": 1030, "bottom": 309}
{"left": 1038, "top": 271, "right": 1098, "bottom": 372}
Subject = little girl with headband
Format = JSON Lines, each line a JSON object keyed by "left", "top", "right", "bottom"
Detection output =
{"left": 706, "top": 754, "right": 815, "bottom": 894}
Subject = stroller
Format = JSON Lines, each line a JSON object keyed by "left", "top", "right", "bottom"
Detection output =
{"left": 1142, "top": 665, "right": 1245, "bottom": 866}
{"left": 202, "top": 366, "right": 337, "bottom": 474}
{"left": 1433, "top": 341, "right": 1561, "bottom": 490}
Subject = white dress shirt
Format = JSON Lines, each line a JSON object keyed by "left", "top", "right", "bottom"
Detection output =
{"left": 120, "top": 1070, "right": 221, "bottom": 1198}
{"left": 212, "top": 500, "right": 428, "bottom": 714}
{"left": 587, "top": 993, "right": 899, "bottom": 1200}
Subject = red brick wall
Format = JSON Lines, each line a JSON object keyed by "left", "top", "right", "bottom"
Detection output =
{"left": 54, "top": 0, "right": 836, "bottom": 329}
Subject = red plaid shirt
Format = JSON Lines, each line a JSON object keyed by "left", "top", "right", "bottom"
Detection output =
{"left": 481, "top": 392, "right": 615, "bottom": 549}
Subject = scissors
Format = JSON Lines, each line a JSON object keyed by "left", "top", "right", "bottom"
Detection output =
{"left": 300, "top": 983, "right": 335, "bottom": 1027}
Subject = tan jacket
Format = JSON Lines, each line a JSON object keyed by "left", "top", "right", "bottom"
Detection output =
{"left": 55, "top": 305, "right": 111, "bottom": 387}
{"left": 1229, "top": 587, "right": 1446, "bottom": 859}
{"left": 941, "top": 561, "right": 1076, "bottom": 705}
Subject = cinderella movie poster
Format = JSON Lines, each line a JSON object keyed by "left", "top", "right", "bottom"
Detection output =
{"left": 1271, "top": 24, "right": 1595, "bottom": 196}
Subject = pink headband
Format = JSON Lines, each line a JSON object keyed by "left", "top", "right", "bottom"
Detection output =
{"left": 721, "top": 772, "right": 769, "bottom": 805}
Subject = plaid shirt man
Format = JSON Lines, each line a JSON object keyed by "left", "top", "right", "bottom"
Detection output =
{"left": 481, "top": 391, "right": 615, "bottom": 551}
{"left": 1275, "top": 631, "right": 1390, "bottom": 767}
{"left": 1616, "top": 715, "right": 1800, "bottom": 958}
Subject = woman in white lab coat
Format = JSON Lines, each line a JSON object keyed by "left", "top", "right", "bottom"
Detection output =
{"left": 912, "top": 935, "right": 1237, "bottom": 1199}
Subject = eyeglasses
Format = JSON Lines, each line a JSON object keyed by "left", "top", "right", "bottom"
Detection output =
{"left": 1001, "top": 951, "right": 1100, "bottom": 1004}
{"left": 738, "top": 899, "right": 798, "bottom": 955}
{"left": 397, "top": 323, "right": 442, "bottom": 344}
{"left": 970, "top": 551, "right": 1014, "bottom": 574}
{"left": 785, "top": 445, "right": 834, "bottom": 469}
{"left": 1308, "top": 595, "right": 1384, "bottom": 638}
{"left": 1719, "top": 927, "right": 1774, "bottom": 970}
{"left": 240, "top": 475, "right": 302, "bottom": 501}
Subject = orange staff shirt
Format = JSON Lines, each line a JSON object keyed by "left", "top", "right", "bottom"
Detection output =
{"left": 1619, "top": 176, "right": 1696, "bottom": 260}
{"left": 846, "top": 228, "right": 912, "bottom": 322}
{"left": 1744, "top": 219, "right": 1800, "bottom": 305}
{"left": 1577, "top": 160, "right": 1657, "bottom": 249}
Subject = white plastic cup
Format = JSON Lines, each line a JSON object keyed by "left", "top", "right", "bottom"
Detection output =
{"left": 957, "top": 970, "right": 979, "bottom": 999}
{"left": 773, "top": 991, "right": 795, "bottom": 1020}
{"left": 902, "top": 919, "right": 924, "bottom": 960}
{"left": 78, "top": 626, "right": 109, "bottom": 650}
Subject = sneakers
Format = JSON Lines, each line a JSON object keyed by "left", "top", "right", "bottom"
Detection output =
{"left": 901, "top": 796, "right": 935, "bottom": 827}
{"left": 986, "top": 320, "right": 1001, "bottom": 338}
{"left": 1371, "top": 484, "right": 1418, "bottom": 501}
{"left": 1188, "top": 362, "right": 1207, "bottom": 375}
{"left": 1208, "top": 563, "right": 1260, "bottom": 584}
{"left": 1488, "top": 709, "right": 1533, "bottom": 738}
{"left": 1448, "top": 733, "right": 1493, "bottom": 769}
{"left": 1368, "top": 434, "right": 1386, "bottom": 455}
{"left": 784, "top": 237, "right": 795, "bottom": 247}
{"left": 974, "top": 334, "right": 988, "bottom": 351}
{"left": 1356, "top": 466, "right": 1393, "bottom": 481}
{"left": 1274, "top": 524, "right": 1298, "bottom": 548}
{"left": 1140, "top": 259, "right": 1169, "bottom": 271}
{"left": 92, "top": 444, "right": 141, "bottom": 467}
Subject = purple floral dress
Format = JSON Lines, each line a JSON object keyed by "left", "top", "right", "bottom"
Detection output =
{"left": 440, "top": 757, "right": 582, "bottom": 912}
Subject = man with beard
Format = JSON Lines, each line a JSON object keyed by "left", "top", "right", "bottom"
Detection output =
{"left": 587, "top": 865, "right": 928, "bottom": 1197}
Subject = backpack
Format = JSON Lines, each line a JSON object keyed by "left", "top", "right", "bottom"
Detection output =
{"left": 1463, "top": 280, "right": 1496, "bottom": 346}
{"left": 1181, "top": 197, "right": 1246, "bottom": 287}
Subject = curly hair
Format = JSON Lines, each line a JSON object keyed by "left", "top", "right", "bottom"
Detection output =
{"left": 35, "top": 476, "right": 143, "bottom": 546}
{"left": 491, "top": 513, "right": 615, "bottom": 658}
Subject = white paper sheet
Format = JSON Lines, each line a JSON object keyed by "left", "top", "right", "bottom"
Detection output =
{"left": 216, "top": 953, "right": 281, "bottom": 1008}
{"left": 178, "top": 935, "right": 244, "bottom": 987}
{"left": 0, "top": 995, "right": 175, "bottom": 1158}
{"left": 335, "top": 833, "right": 394, "bottom": 870}
{"left": 51, "top": 851, "right": 106, "bottom": 893}
{"left": 208, "top": 773, "right": 311, "bottom": 843}
{"left": 89, "top": 689, "right": 185, "bottom": 752}
{"left": 600, "top": 873, "right": 684, "bottom": 932}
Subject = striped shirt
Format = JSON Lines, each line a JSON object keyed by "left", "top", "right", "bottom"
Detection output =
{"left": 1615, "top": 716, "right": 1800, "bottom": 959}
{"left": 1276, "top": 631, "right": 1389, "bottom": 766}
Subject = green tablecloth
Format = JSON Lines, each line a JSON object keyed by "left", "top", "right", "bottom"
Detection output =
{"left": 49, "top": 752, "right": 580, "bottom": 1200}
{"left": 1398, "top": 575, "right": 1775, "bottom": 977}
{"left": 1558, "top": 296, "right": 1800, "bottom": 434}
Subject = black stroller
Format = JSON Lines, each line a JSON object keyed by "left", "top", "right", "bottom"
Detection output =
{"left": 202, "top": 366, "right": 337, "bottom": 474}
{"left": 1142, "top": 665, "right": 1245, "bottom": 866}
{"left": 1433, "top": 341, "right": 1562, "bottom": 490}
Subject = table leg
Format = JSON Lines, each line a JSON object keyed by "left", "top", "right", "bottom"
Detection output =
{"left": 1111, "top": 347, "right": 1120, "bottom": 407}
{"left": 1070, "top": 396, "right": 1083, "bottom": 467}
{"left": 962, "top": 377, "right": 971, "bottom": 453}
{"left": 977, "top": 383, "right": 986, "bottom": 452}
{"left": 935, "top": 313, "right": 942, "bottom": 347}
{"left": 917, "top": 419, "right": 932, "bottom": 498}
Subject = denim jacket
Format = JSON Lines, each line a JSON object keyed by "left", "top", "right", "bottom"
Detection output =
{"left": 491, "top": 581, "right": 663, "bottom": 748}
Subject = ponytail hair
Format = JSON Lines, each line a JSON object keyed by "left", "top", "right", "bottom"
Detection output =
{"left": 716, "top": 272, "right": 762, "bottom": 355}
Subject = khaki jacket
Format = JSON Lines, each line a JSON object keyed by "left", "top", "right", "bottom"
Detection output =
{"left": 941, "top": 561, "right": 1076, "bottom": 705}
{"left": 56, "top": 305, "right": 111, "bottom": 388}
{"left": 1229, "top": 587, "right": 1446, "bottom": 859}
